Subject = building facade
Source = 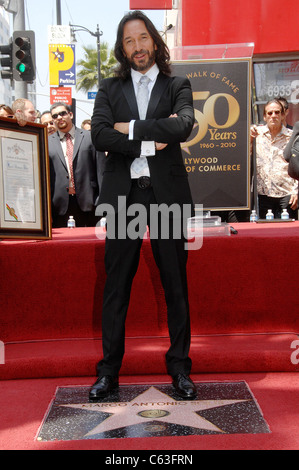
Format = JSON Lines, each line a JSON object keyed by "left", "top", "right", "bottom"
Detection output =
{"left": 0, "top": 6, "right": 12, "bottom": 106}
{"left": 130, "top": 0, "right": 299, "bottom": 125}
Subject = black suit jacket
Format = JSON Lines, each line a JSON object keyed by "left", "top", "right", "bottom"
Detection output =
{"left": 284, "top": 121, "right": 299, "bottom": 162}
{"left": 91, "top": 72, "right": 195, "bottom": 214}
{"left": 48, "top": 127, "right": 104, "bottom": 215}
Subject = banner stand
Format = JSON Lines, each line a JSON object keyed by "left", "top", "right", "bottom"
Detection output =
{"left": 171, "top": 43, "right": 255, "bottom": 219}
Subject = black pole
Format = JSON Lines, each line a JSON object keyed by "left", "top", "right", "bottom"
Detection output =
{"left": 70, "top": 23, "right": 102, "bottom": 89}
{"left": 96, "top": 24, "right": 101, "bottom": 88}
{"left": 56, "top": 0, "right": 62, "bottom": 25}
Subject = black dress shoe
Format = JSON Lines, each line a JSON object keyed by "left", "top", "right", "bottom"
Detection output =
{"left": 172, "top": 373, "right": 197, "bottom": 399}
{"left": 89, "top": 375, "right": 119, "bottom": 400}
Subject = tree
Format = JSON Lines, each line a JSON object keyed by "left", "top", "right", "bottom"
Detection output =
{"left": 76, "top": 42, "right": 117, "bottom": 93}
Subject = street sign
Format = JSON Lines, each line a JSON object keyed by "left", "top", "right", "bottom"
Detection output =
{"left": 48, "top": 26, "right": 73, "bottom": 45}
{"left": 50, "top": 87, "right": 72, "bottom": 105}
{"left": 88, "top": 91, "right": 97, "bottom": 100}
{"left": 49, "top": 44, "right": 76, "bottom": 86}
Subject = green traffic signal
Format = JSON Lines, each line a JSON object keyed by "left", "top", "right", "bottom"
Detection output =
{"left": 16, "top": 62, "right": 26, "bottom": 73}
{"left": 0, "top": 31, "right": 36, "bottom": 82}
{"left": 12, "top": 30, "right": 36, "bottom": 82}
{"left": 14, "top": 36, "right": 31, "bottom": 76}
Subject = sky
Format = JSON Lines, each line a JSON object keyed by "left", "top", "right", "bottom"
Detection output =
{"left": 21, "top": 0, "right": 165, "bottom": 125}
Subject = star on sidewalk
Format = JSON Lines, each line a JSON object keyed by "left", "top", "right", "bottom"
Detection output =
{"left": 61, "top": 386, "right": 249, "bottom": 437}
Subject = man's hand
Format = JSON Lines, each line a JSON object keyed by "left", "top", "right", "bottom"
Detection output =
{"left": 114, "top": 113, "right": 178, "bottom": 150}
{"left": 289, "top": 194, "right": 298, "bottom": 210}
{"left": 250, "top": 125, "right": 259, "bottom": 141}
{"left": 114, "top": 122, "right": 130, "bottom": 134}
{"left": 155, "top": 114, "right": 178, "bottom": 151}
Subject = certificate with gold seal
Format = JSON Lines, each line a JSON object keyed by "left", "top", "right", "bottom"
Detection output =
{"left": 0, "top": 117, "right": 52, "bottom": 240}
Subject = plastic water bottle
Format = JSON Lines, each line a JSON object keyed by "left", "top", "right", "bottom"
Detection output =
{"left": 266, "top": 209, "right": 274, "bottom": 220}
{"left": 281, "top": 209, "right": 289, "bottom": 220}
{"left": 100, "top": 217, "right": 106, "bottom": 227}
{"left": 250, "top": 210, "right": 258, "bottom": 222}
{"left": 67, "top": 215, "right": 76, "bottom": 229}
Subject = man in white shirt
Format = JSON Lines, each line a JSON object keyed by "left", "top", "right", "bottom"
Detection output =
{"left": 251, "top": 99, "right": 298, "bottom": 218}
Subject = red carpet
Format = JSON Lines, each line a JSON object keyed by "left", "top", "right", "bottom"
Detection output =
{"left": 1, "top": 223, "right": 299, "bottom": 381}
{"left": 1, "top": 223, "right": 299, "bottom": 449}
{"left": 1, "top": 333, "right": 298, "bottom": 380}
{"left": 1, "top": 373, "right": 299, "bottom": 450}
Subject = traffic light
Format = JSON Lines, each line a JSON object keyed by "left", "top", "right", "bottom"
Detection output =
{"left": 0, "top": 41, "right": 13, "bottom": 80}
{"left": 12, "top": 30, "right": 36, "bottom": 82}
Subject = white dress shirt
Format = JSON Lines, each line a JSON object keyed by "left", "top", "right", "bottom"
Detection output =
{"left": 129, "top": 64, "right": 160, "bottom": 178}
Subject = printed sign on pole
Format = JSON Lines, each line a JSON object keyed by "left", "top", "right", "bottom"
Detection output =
{"left": 49, "top": 44, "right": 76, "bottom": 86}
{"left": 50, "top": 87, "right": 72, "bottom": 105}
{"left": 48, "top": 25, "right": 73, "bottom": 44}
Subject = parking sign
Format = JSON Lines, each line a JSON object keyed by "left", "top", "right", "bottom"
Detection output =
{"left": 49, "top": 44, "right": 76, "bottom": 86}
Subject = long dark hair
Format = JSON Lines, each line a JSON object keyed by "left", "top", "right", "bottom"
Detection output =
{"left": 114, "top": 10, "right": 171, "bottom": 80}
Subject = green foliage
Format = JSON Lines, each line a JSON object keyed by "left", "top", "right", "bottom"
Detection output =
{"left": 76, "top": 42, "right": 117, "bottom": 93}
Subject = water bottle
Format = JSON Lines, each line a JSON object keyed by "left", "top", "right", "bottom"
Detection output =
{"left": 266, "top": 209, "right": 274, "bottom": 220}
{"left": 100, "top": 217, "right": 106, "bottom": 227}
{"left": 250, "top": 210, "right": 258, "bottom": 222}
{"left": 281, "top": 209, "right": 289, "bottom": 220}
{"left": 67, "top": 215, "right": 76, "bottom": 229}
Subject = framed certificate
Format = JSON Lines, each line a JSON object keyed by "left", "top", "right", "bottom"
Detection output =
{"left": 0, "top": 117, "right": 52, "bottom": 239}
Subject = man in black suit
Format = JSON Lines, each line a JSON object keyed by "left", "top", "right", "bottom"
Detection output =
{"left": 90, "top": 11, "right": 196, "bottom": 399}
{"left": 48, "top": 102, "right": 103, "bottom": 227}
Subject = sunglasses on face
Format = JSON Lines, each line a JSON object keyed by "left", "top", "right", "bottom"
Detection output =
{"left": 51, "top": 110, "right": 69, "bottom": 120}
{"left": 266, "top": 110, "right": 281, "bottom": 116}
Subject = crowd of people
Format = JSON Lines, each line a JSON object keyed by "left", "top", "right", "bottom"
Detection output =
{"left": 1, "top": 92, "right": 298, "bottom": 229}
{"left": 0, "top": 98, "right": 105, "bottom": 228}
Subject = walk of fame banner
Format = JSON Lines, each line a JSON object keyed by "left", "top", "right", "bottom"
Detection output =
{"left": 172, "top": 59, "right": 252, "bottom": 211}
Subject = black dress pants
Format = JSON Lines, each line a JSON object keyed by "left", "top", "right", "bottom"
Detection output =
{"left": 96, "top": 182, "right": 192, "bottom": 378}
{"left": 52, "top": 195, "right": 99, "bottom": 228}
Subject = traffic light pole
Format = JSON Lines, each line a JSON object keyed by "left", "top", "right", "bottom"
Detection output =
{"left": 13, "top": 0, "right": 27, "bottom": 99}
{"left": 70, "top": 24, "right": 103, "bottom": 89}
{"left": 56, "top": 0, "right": 62, "bottom": 25}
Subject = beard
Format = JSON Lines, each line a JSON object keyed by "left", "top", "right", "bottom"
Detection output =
{"left": 128, "top": 49, "right": 156, "bottom": 72}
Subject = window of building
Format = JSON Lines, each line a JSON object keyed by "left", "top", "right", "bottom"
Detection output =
{"left": 253, "top": 57, "right": 299, "bottom": 127}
